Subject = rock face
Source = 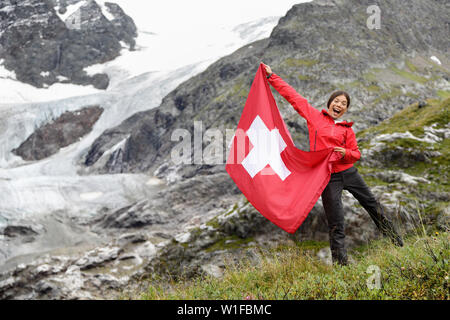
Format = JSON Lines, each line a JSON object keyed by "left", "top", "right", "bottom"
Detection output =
{"left": 0, "top": 241, "right": 146, "bottom": 299}
{"left": 0, "top": 172, "right": 241, "bottom": 299}
{"left": 142, "top": 101, "right": 450, "bottom": 283}
{"left": 0, "top": 0, "right": 137, "bottom": 89}
{"left": 146, "top": 198, "right": 281, "bottom": 281}
{"left": 12, "top": 105, "right": 103, "bottom": 161}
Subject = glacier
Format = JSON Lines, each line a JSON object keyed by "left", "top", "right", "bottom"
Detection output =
{"left": 0, "top": 0, "right": 306, "bottom": 270}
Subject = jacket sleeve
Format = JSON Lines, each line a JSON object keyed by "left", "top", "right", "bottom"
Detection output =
{"left": 268, "top": 73, "right": 320, "bottom": 123}
{"left": 341, "top": 128, "right": 361, "bottom": 164}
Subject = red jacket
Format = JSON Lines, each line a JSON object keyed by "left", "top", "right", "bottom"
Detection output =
{"left": 268, "top": 73, "right": 361, "bottom": 173}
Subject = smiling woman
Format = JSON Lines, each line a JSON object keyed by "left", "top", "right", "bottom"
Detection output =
{"left": 262, "top": 63, "right": 404, "bottom": 266}
{"left": 327, "top": 90, "right": 350, "bottom": 120}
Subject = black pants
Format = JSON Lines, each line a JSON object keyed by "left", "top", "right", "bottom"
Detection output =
{"left": 321, "top": 166, "right": 402, "bottom": 265}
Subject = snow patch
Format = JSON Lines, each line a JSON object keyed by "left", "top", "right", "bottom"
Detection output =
{"left": 83, "top": 63, "right": 104, "bottom": 77}
{"left": 145, "top": 177, "right": 164, "bottom": 186}
{"left": 80, "top": 192, "right": 103, "bottom": 201}
{"left": 82, "top": 14, "right": 283, "bottom": 85}
{"left": 97, "top": 1, "right": 115, "bottom": 21}
{"left": 87, "top": 135, "right": 130, "bottom": 170}
{"left": 54, "top": 1, "right": 87, "bottom": 22}
{"left": 0, "top": 78, "right": 100, "bottom": 104}
{"left": 0, "top": 60, "right": 17, "bottom": 80}
{"left": 430, "top": 56, "right": 442, "bottom": 65}
{"left": 106, "top": 136, "right": 129, "bottom": 156}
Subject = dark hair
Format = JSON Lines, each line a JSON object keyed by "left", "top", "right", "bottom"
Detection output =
{"left": 327, "top": 91, "right": 350, "bottom": 109}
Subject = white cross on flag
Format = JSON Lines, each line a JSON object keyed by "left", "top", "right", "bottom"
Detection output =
{"left": 242, "top": 115, "right": 291, "bottom": 181}
{"left": 226, "top": 64, "right": 337, "bottom": 233}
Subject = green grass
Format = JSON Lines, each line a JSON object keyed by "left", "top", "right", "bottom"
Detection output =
{"left": 384, "top": 137, "right": 432, "bottom": 150}
{"left": 138, "top": 232, "right": 449, "bottom": 300}
{"left": 212, "top": 78, "right": 249, "bottom": 104}
{"left": 354, "top": 166, "right": 392, "bottom": 187}
{"left": 358, "top": 97, "right": 450, "bottom": 137}
{"left": 405, "top": 60, "right": 418, "bottom": 73}
{"left": 357, "top": 97, "right": 450, "bottom": 193}
{"left": 297, "top": 74, "right": 311, "bottom": 81}
{"left": 204, "top": 235, "right": 255, "bottom": 253}
{"left": 390, "top": 67, "right": 429, "bottom": 84}
{"left": 362, "top": 61, "right": 441, "bottom": 86}
{"left": 367, "top": 84, "right": 381, "bottom": 92}
{"left": 437, "top": 90, "right": 450, "bottom": 100}
{"left": 131, "top": 97, "right": 450, "bottom": 301}
{"left": 363, "top": 68, "right": 385, "bottom": 83}
{"left": 283, "top": 58, "right": 319, "bottom": 68}
{"left": 371, "top": 87, "right": 403, "bottom": 105}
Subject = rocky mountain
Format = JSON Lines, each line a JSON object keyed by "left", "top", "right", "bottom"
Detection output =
{"left": 0, "top": 0, "right": 449, "bottom": 299}
{"left": 12, "top": 105, "right": 103, "bottom": 161}
{"left": 77, "top": 0, "right": 448, "bottom": 292}
{"left": 0, "top": 0, "right": 137, "bottom": 89}
{"left": 142, "top": 97, "right": 449, "bottom": 285}
{"left": 82, "top": 0, "right": 449, "bottom": 176}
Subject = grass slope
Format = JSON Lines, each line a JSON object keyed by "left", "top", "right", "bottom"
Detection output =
{"left": 138, "top": 232, "right": 449, "bottom": 300}
{"left": 132, "top": 98, "right": 450, "bottom": 300}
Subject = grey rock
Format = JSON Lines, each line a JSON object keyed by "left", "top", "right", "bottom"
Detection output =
{"left": 117, "top": 233, "right": 147, "bottom": 247}
{"left": 317, "top": 247, "right": 332, "bottom": 266}
{"left": 12, "top": 105, "right": 104, "bottom": 161}
{"left": 0, "top": 0, "right": 137, "bottom": 89}
{"left": 436, "top": 206, "right": 450, "bottom": 231}
{"left": 74, "top": 246, "right": 121, "bottom": 270}
{"left": 200, "top": 264, "right": 224, "bottom": 278}
{"left": 2, "top": 225, "right": 38, "bottom": 238}
{"left": 93, "top": 200, "right": 166, "bottom": 229}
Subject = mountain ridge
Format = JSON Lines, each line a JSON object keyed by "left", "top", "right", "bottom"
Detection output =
{"left": 0, "top": 0, "right": 137, "bottom": 89}
{"left": 82, "top": 0, "right": 449, "bottom": 177}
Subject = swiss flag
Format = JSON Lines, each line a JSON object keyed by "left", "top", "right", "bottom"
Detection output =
{"left": 226, "top": 64, "right": 338, "bottom": 233}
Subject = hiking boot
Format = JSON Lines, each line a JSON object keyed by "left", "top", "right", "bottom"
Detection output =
{"left": 380, "top": 219, "right": 404, "bottom": 247}
{"left": 390, "top": 231, "right": 404, "bottom": 247}
{"left": 331, "top": 248, "right": 348, "bottom": 266}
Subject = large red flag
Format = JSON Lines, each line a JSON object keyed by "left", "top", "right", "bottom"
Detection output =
{"left": 226, "top": 64, "right": 339, "bottom": 233}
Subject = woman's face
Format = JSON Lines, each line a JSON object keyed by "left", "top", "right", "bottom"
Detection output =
{"left": 328, "top": 95, "right": 348, "bottom": 120}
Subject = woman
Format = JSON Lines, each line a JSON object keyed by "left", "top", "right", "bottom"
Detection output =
{"left": 262, "top": 63, "right": 403, "bottom": 266}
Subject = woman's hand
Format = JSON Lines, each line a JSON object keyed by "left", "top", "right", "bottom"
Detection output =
{"left": 261, "top": 62, "right": 272, "bottom": 76}
{"left": 334, "top": 147, "right": 346, "bottom": 158}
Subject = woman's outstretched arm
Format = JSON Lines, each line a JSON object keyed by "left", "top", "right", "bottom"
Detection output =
{"left": 262, "top": 63, "right": 320, "bottom": 123}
